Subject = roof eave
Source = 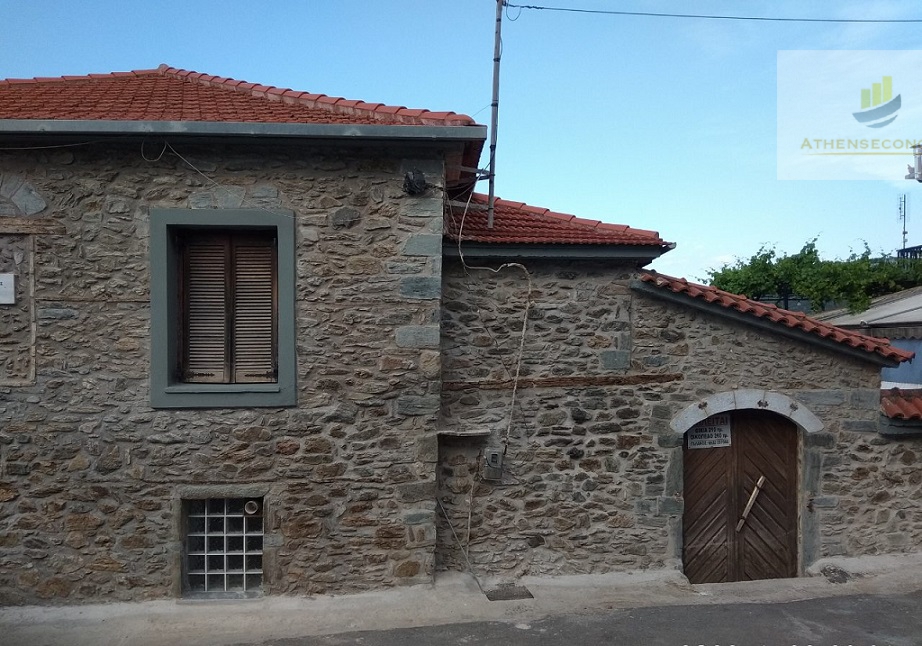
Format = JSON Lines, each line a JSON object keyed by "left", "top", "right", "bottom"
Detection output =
{"left": 835, "top": 323, "right": 922, "bottom": 340}
{"left": 0, "top": 119, "right": 487, "bottom": 143}
{"left": 443, "top": 241, "right": 671, "bottom": 264}
{"left": 631, "top": 279, "right": 902, "bottom": 368}
{"left": 879, "top": 415, "right": 922, "bottom": 437}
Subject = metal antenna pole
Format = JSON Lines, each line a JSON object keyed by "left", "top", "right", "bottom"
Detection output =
{"left": 900, "top": 194, "right": 908, "bottom": 250}
{"left": 488, "top": 0, "right": 503, "bottom": 229}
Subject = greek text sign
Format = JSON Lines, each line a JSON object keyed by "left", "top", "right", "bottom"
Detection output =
{"left": 0, "top": 273, "right": 14, "bottom": 304}
{"left": 687, "top": 414, "right": 731, "bottom": 449}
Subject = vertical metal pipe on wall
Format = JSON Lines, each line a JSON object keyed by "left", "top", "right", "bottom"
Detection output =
{"left": 488, "top": 0, "right": 503, "bottom": 228}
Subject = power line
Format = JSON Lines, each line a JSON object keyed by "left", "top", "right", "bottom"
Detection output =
{"left": 504, "top": 3, "right": 922, "bottom": 23}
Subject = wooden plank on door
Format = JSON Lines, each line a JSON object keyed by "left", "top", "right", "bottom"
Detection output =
{"left": 733, "top": 411, "right": 798, "bottom": 581}
{"left": 683, "top": 439, "right": 735, "bottom": 583}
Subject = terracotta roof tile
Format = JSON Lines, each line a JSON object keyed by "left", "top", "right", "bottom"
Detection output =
{"left": 639, "top": 272, "right": 915, "bottom": 363}
{"left": 444, "top": 193, "right": 671, "bottom": 247}
{"left": 0, "top": 64, "right": 477, "bottom": 127}
{"left": 881, "top": 388, "right": 922, "bottom": 420}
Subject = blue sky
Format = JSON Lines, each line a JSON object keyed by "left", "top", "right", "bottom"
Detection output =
{"left": 4, "top": 0, "right": 922, "bottom": 280}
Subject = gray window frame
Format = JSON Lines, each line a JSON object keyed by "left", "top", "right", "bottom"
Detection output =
{"left": 150, "top": 208, "right": 297, "bottom": 408}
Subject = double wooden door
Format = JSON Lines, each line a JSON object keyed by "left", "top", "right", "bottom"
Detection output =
{"left": 682, "top": 410, "right": 798, "bottom": 584}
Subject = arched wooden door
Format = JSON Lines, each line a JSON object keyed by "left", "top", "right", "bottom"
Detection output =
{"left": 682, "top": 409, "right": 798, "bottom": 583}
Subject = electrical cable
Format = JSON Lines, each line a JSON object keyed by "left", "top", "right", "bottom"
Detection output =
{"left": 140, "top": 139, "right": 168, "bottom": 162}
{"left": 446, "top": 197, "right": 517, "bottom": 382}
{"left": 0, "top": 139, "right": 105, "bottom": 151}
{"left": 448, "top": 194, "right": 533, "bottom": 452}
{"left": 437, "top": 498, "right": 485, "bottom": 595}
{"left": 466, "top": 477, "right": 475, "bottom": 551}
{"left": 164, "top": 142, "right": 226, "bottom": 192}
{"left": 505, "top": 2, "right": 524, "bottom": 22}
{"left": 468, "top": 103, "right": 493, "bottom": 119}
{"left": 142, "top": 140, "right": 296, "bottom": 220}
{"left": 504, "top": 3, "right": 922, "bottom": 23}
{"left": 3, "top": 134, "right": 297, "bottom": 221}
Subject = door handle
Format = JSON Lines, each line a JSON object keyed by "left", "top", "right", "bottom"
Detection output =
{"left": 736, "top": 475, "right": 766, "bottom": 533}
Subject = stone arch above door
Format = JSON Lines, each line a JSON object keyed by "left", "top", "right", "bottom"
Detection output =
{"left": 670, "top": 389, "right": 823, "bottom": 434}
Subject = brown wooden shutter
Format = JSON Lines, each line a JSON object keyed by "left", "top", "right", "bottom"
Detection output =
{"left": 231, "top": 239, "right": 277, "bottom": 383}
{"left": 182, "top": 238, "right": 230, "bottom": 383}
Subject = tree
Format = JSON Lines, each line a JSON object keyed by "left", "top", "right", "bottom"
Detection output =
{"left": 706, "top": 240, "right": 922, "bottom": 313}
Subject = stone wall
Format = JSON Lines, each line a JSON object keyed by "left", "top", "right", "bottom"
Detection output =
{"left": 0, "top": 233, "right": 32, "bottom": 384}
{"left": 4, "top": 140, "right": 918, "bottom": 604}
{"left": 0, "top": 141, "right": 446, "bottom": 604}
{"left": 633, "top": 289, "right": 922, "bottom": 564}
{"left": 0, "top": 170, "right": 44, "bottom": 386}
{"left": 436, "top": 260, "right": 921, "bottom": 580}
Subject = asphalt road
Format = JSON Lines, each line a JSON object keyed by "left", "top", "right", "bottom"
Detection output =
{"left": 246, "top": 591, "right": 922, "bottom": 646}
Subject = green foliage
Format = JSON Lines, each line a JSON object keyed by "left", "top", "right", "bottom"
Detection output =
{"left": 706, "top": 240, "right": 922, "bottom": 313}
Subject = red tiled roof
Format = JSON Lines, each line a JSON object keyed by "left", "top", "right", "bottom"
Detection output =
{"left": 639, "top": 272, "right": 915, "bottom": 363}
{"left": 0, "top": 64, "right": 475, "bottom": 126}
{"left": 444, "top": 193, "right": 671, "bottom": 247}
{"left": 881, "top": 388, "right": 922, "bottom": 420}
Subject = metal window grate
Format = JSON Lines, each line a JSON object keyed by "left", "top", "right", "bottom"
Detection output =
{"left": 185, "top": 498, "right": 264, "bottom": 593}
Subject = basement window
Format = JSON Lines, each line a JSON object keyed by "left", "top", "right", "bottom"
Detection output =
{"left": 184, "top": 497, "right": 264, "bottom": 596}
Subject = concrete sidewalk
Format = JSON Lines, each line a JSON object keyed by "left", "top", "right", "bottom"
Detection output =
{"left": 3, "top": 554, "right": 922, "bottom": 646}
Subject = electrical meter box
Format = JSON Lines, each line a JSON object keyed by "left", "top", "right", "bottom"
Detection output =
{"left": 483, "top": 447, "right": 504, "bottom": 481}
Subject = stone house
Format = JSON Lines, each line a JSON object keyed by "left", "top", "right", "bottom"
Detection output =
{"left": 0, "top": 65, "right": 919, "bottom": 604}
{"left": 818, "top": 285, "right": 922, "bottom": 388}
{"left": 818, "top": 289, "right": 922, "bottom": 438}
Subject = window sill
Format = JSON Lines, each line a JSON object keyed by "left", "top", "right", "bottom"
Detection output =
{"left": 178, "top": 591, "right": 265, "bottom": 602}
{"left": 151, "top": 382, "right": 295, "bottom": 409}
{"left": 165, "top": 383, "right": 281, "bottom": 394}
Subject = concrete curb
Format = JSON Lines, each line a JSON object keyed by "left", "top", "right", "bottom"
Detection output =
{"left": 2, "top": 554, "right": 922, "bottom": 646}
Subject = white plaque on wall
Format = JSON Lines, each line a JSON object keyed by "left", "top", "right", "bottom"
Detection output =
{"left": 687, "top": 413, "right": 732, "bottom": 449}
{"left": 0, "top": 273, "right": 14, "bottom": 305}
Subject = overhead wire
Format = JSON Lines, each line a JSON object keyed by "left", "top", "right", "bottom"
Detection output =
{"left": 468, "top": 103, "right": 493, "bottom": 119}
{"left": 504, "top": 3, "right": 922, "bottom": 23}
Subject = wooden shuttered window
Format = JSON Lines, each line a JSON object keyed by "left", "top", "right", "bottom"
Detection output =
{"left": 179, "top": 231, "right": 277, "bottom": 384}
{"left": 232, "top": 244, "right": 276, "bottom": 383}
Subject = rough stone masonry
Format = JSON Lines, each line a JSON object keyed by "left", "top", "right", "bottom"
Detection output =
{"left": 0, "top": 141, "right": 447, "bottom": 603}
{"left": 1, "top": 141, "right": 920, "bottom": 606}
{"left": 436, "top": 259, "right": 921, "bottom": 579}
